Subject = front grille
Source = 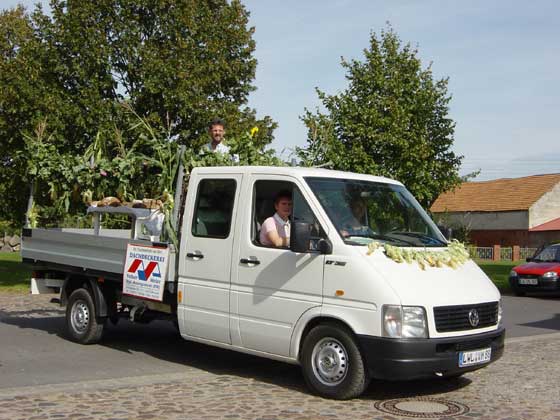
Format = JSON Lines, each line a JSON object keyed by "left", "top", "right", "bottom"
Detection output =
{"left": 436, "top": 338, "right": 492, "bottom": 353}
{"left": 434, "top": 301, "right": 498, "bottom": 333}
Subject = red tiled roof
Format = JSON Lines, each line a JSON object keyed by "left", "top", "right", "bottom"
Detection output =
{"left": 430, "top": 173, "right": 560, "bottom": 213}
{"left": 529, "top": 217, "right": 560, "bottom": 232}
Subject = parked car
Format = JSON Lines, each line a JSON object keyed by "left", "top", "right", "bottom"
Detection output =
{"left": 509, "top": 243, "right": 560, "bottom": 296}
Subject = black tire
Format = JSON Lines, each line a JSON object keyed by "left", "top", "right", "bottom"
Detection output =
{"left": 66, "top": 288, "right": 105, "bottom": 344}
{"left": 301, "top": 324, "right": 370, "bottom": 400}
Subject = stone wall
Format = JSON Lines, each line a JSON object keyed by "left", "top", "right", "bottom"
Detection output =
{"left": 468, "top": 229, "right": 559, "bottom": 248}
{"left": 0, "top": 234, "right": 21, "bottom": 252}
{"left": 469, "top": 229, "right": 529, "bottom": 247}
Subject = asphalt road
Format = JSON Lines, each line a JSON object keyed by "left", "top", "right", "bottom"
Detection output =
{"left": 0, "top": 293, "right": 558, "bottom": 390}
{"left": 502, "top": 294, "right": 560, "bottom": 337}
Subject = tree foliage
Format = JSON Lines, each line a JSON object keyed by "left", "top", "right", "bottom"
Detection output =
{"left": 18, "top": 108, "right": 281, "bottom": 229}
{"left": 0, "top": 1, "right": 278, "bottom": 226}
{"left": 44, "top": 0, "right": 271, "bottom": 145}
{"left": 297, "top": 27, "right": 463, "bottom": 207}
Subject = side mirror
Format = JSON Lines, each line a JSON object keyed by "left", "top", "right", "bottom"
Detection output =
{"left": 290, "top": 222, "right": 311, "bottom": 253}
{"left": 317, "top": 238, "right": 333, "bottom": 255}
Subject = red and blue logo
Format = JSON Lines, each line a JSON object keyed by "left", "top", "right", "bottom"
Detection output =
{"left": 127, "top": 259, "right": 161, "bottom": 281}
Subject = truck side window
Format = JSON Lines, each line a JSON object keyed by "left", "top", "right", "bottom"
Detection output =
{"left": 253, "top": 180, "right": 326, "bottom": 251}
{"left": 192, "top": 179, "right": 236, "bottom": 239}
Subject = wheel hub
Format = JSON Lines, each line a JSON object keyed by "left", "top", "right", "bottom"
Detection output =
{"left": 320, "top": 354, "right": 337, "bottom": 370}
{"left": 71, "top": 301, "right": 90, "bottom": 333}
{"left": 311, "top": 337, "right": 348, "bottom": 386}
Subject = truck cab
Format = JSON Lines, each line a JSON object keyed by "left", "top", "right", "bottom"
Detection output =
{"left": 176, "top": 166, "right": 504, "bottom": 399}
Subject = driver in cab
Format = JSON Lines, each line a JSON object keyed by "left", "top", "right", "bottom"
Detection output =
{"left": 260, "top": 190, "right": 292, "bottom": 248}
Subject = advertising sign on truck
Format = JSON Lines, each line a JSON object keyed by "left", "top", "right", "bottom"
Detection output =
{"left": 123, "top": 244, "right": 169, "bottom": 301}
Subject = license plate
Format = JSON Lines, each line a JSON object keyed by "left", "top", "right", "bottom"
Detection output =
{"left": 458, "top": 348, "right": 491, "bottom": 367}
{"left": 519, "top": 277, "right": 538, "bottom": 285}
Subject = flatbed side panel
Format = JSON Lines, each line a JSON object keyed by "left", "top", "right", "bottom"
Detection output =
{"left": 22, "top": 228, "right": 131, "bottom": 274}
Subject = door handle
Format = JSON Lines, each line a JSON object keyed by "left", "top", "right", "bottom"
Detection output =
{"left": 240, "top": 258, "right": 260, "bottom": 265}
{"left": 186, "top": 252, "right": 204, "bottom": 260}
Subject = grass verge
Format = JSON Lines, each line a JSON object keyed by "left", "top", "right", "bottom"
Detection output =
{"left": 0, "top": 252, "right": 31, "bottom": 293}
{"left": 476, "top": 260, "right": 519, "bottom": 294}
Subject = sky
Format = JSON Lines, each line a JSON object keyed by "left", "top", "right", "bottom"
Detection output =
{"left": 3, "top": 0, "right": 559, "bottom": 181}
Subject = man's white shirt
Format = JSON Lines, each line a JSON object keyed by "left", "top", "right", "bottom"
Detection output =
{"left": 273, "top": 212, "right": 291, "bottom": 238}
{"left": 204, "top": 141, "right": 238, "bottom": 162}
{"left": 205, "top": 141, "right": 231, "bottom": 154}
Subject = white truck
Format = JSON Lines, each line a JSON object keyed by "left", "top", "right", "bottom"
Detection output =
{"left": 22, "top": 166, "right": 505, "bottom": 399}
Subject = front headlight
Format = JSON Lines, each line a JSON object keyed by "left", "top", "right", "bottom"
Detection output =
{"left": 542, "top": 271, "right": 558, "bottom": 279}
{"left": 382, "top": 305, "right": 428, "bottom": 338}
{"left": 509, "top": 270, "right": 518, "bottom": 278}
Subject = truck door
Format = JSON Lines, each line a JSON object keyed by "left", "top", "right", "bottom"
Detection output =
{"left": 231, "top": 176, "right": 327, "bottom": 357}
{"left": 178, "top": 174, "right": 242, "bottom": 344}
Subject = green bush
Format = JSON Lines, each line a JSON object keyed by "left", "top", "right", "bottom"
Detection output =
{"left": 476, "top": 260, "right": 518, "bottom": 294}
{"left": 0, "top": 253, "right": 30, "bottom": 293}
{"left": 0, "top": 220, "right": 20, "bottom": 236}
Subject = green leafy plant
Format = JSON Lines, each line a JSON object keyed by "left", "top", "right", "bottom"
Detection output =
{"left": 14, "top": 109, "right": 284, "bottom": 247}
{"left": 0, "top": 2, "right": 278, "bottom": 226}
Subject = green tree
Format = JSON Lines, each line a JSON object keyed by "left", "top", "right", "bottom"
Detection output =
{"left": 0, "top": 1, "right": 277, "bottom": 226}
{"left": 44, "top": 0, "right": 274, "bottom": 147}
{"left": 298, "top": 26, "right": 463, "bottom": 207}
{"left": 0, "top": 6, "right": 69, "bottom": 223}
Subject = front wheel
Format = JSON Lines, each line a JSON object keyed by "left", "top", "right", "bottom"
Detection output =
{"left": 301, "top": 324, "right": 370, "bottom": 400}
{"left": 66, "top": 288, "right": 105, "bottom": 344}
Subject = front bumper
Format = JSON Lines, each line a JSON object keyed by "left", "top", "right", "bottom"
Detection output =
{"left": 357, "top": 327, "right": 505, "bottom": 380}
{"left": 509, "top": 275, "right": 560, "bottom": 293}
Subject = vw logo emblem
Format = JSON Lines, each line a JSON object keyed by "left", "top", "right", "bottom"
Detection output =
{"left": 468, "top": 309, "right": 480, "bottom": 327}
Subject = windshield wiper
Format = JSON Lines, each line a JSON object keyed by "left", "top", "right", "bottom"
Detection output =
{"left": 344, "top": 233, "right": 416, "bottom": 246}
{"left": 386, "top": 231, "right": 447, "bottom": 246}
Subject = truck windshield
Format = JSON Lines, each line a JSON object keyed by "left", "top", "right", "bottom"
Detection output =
{"left": 305, "top": 177, "right": 447, "bottom": 247}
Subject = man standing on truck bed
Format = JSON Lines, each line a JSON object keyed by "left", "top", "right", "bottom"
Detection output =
{"left": 205, "top": 118, "right": 230, "bottom": 154}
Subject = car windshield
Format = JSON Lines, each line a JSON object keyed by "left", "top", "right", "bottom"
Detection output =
{"left": 532, "top": 245, "right": 560, "bottom": 262}
{"left": 305, "top": 177, "right": 447, "bottom": 247}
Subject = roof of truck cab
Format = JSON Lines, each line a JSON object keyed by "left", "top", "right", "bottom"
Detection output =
{"left": 190, "top": 166, "right": 403, "bottom": 185}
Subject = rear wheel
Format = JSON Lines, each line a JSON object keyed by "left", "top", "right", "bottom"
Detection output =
{"left": 301, "top": 324, "right": 369, "bottom": 400}
{"left": 66, "top": 288, "right": 105, "bottom": 344}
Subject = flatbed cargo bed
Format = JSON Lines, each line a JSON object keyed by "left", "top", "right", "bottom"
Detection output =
{"left": 22, "top": 228, "right": 136, "bottom": 275}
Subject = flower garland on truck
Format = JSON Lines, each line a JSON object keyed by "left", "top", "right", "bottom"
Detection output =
{"left": 367, "top": 239, "right": 470, "bottom": 270}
